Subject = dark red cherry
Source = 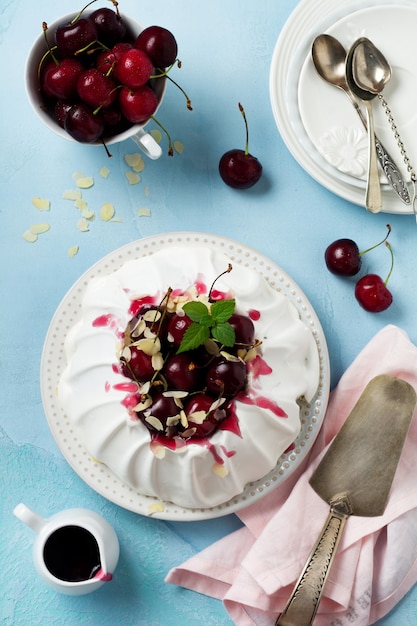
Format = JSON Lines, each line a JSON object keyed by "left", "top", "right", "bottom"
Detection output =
{"left": 167, "top": 313, "right": 192, "bottom": 348}
{"left": 122, "top": 346, "right": 155, "bottom": 382}
{"left": 141, "top": 393, "right": 180, "bottom": 435}
{"left": 354, "top": 274, "right": 393, "bottom": 312}
{"left": 324, "top": 239, "right": 362, "bottom": 276}
{"left": 135, "top": 25, "right": 178, "bottom": 67}
{"left": 206, "top": 357, "right": 246, "bottom": 397}
{"left": 228, "top": 313, "right": 255, "bottom": 345}
{"left": 77, "top": 68, "right": 117, "bottom": 108}
{"left": 114, "top": 48, "right": 153, "bottom": 88}
{"left": 185, "top": 394, "right": 224, "bottom": 438}
{"left": 163, "top": 353, "right": 203, "bottom": 391}
{"left": 42, "top": 58, "right": 84, "bottom": 100}
{"left": 55, "top": 17, "right": 98, "bottom": 57}
{"left": 64, "top": 103, "right": 104, "bottom": 143}
{"left": 54, "top": 100, "right": 73, "bottom": 128}
{"left": 89, "top": 7, "right": 127, "bottom": 47}
{"left": 119, "top": 85, "right": 159, "bottom": 123}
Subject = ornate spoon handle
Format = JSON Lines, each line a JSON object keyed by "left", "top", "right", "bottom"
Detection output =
{"left": 348, "top": 94, "right": 411, "bottom": 205}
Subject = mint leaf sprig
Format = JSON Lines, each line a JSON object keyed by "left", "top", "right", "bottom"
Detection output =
{"left": 177, "top": 298, "right": 236, "bottom": 353}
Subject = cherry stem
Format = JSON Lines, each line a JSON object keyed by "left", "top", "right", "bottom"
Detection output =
{"left": 151, "top": 116, "right": 174, "bottom": 156}
{"left": 208, "top": 264, "right": 233, "bottom": 302}
{"left": 164, "top": 74, "right": 193, "bottom": 111}
{"left": 359, "top": 223, "right": 391, "bottom": 256}
{"left": 41, "top": 23, "right": 59, "bottom": 67}
{"left": 384, "top": 241, "right": 394, "bottom": 286}
{"left": 238, "top": 102, "right": 249, "bottom": 156}
{"left": 71, "top": 0, "right": 99, "bottom": 24}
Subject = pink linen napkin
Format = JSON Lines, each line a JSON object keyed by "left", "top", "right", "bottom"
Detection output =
{"left": 166, "top": 325, "right": 417, "bottom": 625}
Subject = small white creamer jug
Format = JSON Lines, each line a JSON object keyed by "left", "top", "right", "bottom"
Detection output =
{"left": 14, "top": 503, "right": 120, "bottom": 595}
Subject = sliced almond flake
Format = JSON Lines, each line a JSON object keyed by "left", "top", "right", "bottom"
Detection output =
{"left": 75, "top": 176, "right": 94, "bottom": 189}
{"left": 111, "top": 217, "right": 122, "bottom": 222}
{"left": 23, "top": 230, "right": 38, "bottom": 243}
{"left": 244, "top": 347, "right": 257, "bottom": 362}
{"left": 166, "top": 415, "right": 180, "bottom": 427}
{"left": 126, "top": 171, "right": 141, "bottom": 185}
{"left": 213, "top": 463, "right": 229, "bottom": 478}
{"left": 150, "top": 129, "right": 162, "bottom": 143}
{"left": 68, "top": 245, "right": 79, "bottom": 258}
{"left": 132, "top": 157, "right": 145, "bottom": 173}
{"left": 174, "top": 140, "right": 184, "bottom": 154}
{"left": 138, "top": 207, "right": 151, "bottom": 217}
{"left": 181, "top": 427, "right": 197, "bottom": 438}
{"left": 150, "top": 441, "right": 166, "bottom": 459}
{"left": 144, "top": 185, "right": 150, "bottom": 197}
{"left": 188, "top": 410, "right": 207, "bottom": 425}
{"left": 134, "top": 398, "right": 153, "bottom": 412}
{"left": 143, "top": 309, "right": 161, "bottom": 323}
{"left": 139, "top": 381, "right": 151, "bottom": 395}
{"left": 76, "top": 218, "right": 90, "bottom": 232}
{"left": 74, "top": 198, "right": 88, "bottom": 210}
{"left": 121, "top": 345, "right": 131, "bottom": 361}
{"left": 146, "top": 415, "right": 164, "bottom": 431}
{"left": 220, "top": 350, "right": 241, "bottom": 362}
{"left": 151, "top": 352, "right": 164, "bottom": 371}
{"left": 29, "top": 223, "right": 50, "bottom": 235}
{"left": 180, "top": 410, "right": 188, "bottom": 428}
{"left": 100, "top": 203, "right": 115, "bottom": 221}
{"left": 163, "top": 390, "right": 189, "bottom": 399}
{"left": 147, "top": 502, "right": 165, "bottom": 515}
{"left": 32, "top": 197, "right": 50, "bottom": 211}
{"left": 136, "top": 337, "right": 161, "bottom": 356}
{"left": 124, "top": 153, "right": 142, "bottom": 168}
{"left": 81, "top": 208, "right": 95, "bottom": 220}
{"left": 210, "top": 397, "right": 226, "bottom": 411}
{"left": 205, "top": 339, "right": 220, "bottom": 355}
{"left": 63, "top": 189, "right": 82, "bottom": 201}
{"left": 99, "top": 166, "right": 110, "bottom": 178}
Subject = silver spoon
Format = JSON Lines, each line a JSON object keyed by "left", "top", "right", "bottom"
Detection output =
{"left": 311, "top": 34, "right": 410, "bottom": 206}
{"left": 346, "top": 38, "right": 391, "bottom": 212}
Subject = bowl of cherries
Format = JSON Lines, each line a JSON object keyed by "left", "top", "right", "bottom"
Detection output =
{"left": 25, "top": 1, "right": 182, "bottom": 158}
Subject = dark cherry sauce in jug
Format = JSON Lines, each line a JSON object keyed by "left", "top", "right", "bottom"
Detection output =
{"left": 43, "top": 525, "right": 101, "bottom": 582}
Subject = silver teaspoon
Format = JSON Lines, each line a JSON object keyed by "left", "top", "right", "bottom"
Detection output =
{"left": 312, "top": 34, "right": 410, "bottom": 205}
{"left": 346, "top": 38, "right": 391, "bottom": 212}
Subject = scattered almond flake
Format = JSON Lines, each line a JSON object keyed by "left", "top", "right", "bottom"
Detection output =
{"left": 166, "top": 415, "right": 180, "bottom": 427}
{"left": 90, "top": 456, "right": 104, "bottom": 464}
{"left": 145, "top": 415, "right": 164, "bottom": 431}
{"left": 74, "top": 198, "right": 88, "bottom": 210}
{"left": 140, "top": 381, "right": 151, "bottom": 395}
{"left": 180, "top": 410, "right": 188, "bottom": 428}
{"left": 76, "top": 176, "right": 94, "bottom": 189}
{"left": 134, "top": 398, "right": 153, "bottom": 412}
{"left": 110, "top": 217, "right": 123, "bottom": 223}
{"left": 99, "top": 166, "right": 110, "bottom": 178}
{"left": 174, "top": 140, "right": 184, "bottom": 154}
{"left": 150, "top": 129, "right": 162, "bottom": 143}
{"left": 138, "top": 207, "right": 151, "bottom": 217}
{"left": 143, "top": 309, "right": 161, "bottom": 323}
{"left": 244, "top": 347, "right": 257, "bottom": 362}
{"left": 181, "top": 427, "right": 197, "bottom": 438}
{"left": 144, "top": 185, "right": 150, "bottom": 197}
{"left": 220, "top": 350, "right": 241, "bottom": 362}
{"left": 132, "top": 157, "right": 145, "bottom": 173}
{"left": 68, "top": 245, "right": 79, "bottom": 258}
{"left": 23, "top": 230, "right": 38, "bottom": 243}
{"left": 29, "top": 223, "right": 50, "bottom": 235}
{"left": 213, "top": 463, "right": 229, "bottom": 478}
{"left": 126, "top": 171, "right": 141, "bottom": 185}
{"left": 136, "top": 336, "right": 161, "bottom": 355}
{"left": 77, "top": 218, "right": 90, "bottom": 232}
{"left": 32, "top": 197, "right": 50, "bottom": 211}
{"left": 63, "top": 189, "right": 82, "bottom": 201}
{"left": 188, "top": 410, "right": 207, "bottom": 424}
{"left": 150, "top": 441, "right": 166, "bottom": 459}
{"left": 163, "top": 390, "right": 189, "bottom": 399}
{"left": 100, "top": 202, "right": 115, "bottom": 221}
{"left": 152, "top": 352, "right": 164, "bottom": 371}
{"left": 124, "top": 153, "right": 143, "bottom": 168}
{"left": 147, "top": 502, "right": 165, "bottom": 515}
{"left": 81, "top": 208, "right": 95, "bottom": 220}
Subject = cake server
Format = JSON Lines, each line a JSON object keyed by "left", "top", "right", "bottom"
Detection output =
{"left": 276, "top": 374, "right": 416, "bottom": 626}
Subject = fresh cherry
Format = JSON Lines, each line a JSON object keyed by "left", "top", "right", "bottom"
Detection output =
{"left": 42, "top": 58, "right": 84, "bottom": 100}
{"left": 89, "top": 6, "right": 126, "bottom": 47}
{"left": 167, "top": 313, "right": 192, "bottom": 348}
{"left": 119, "top": 85, "right": 159, "bottom": 123}
{"left": 185, "top": 394, "right": 224, "bottom": 438}
{"left": 163, "top": 353, "right": 203, "bottom": 391}
{"left": 122, "top": 345, "right": 155, "bottom": 382}
{"left": 135, "top": 25, "right": 178, "bottom": 68}
{"left": 64, "top": 103, "right": 104, "bottom": 143}
{"left": 354, "top": 242, "right": 394, "bottom": 313}
{"left": 141, "top": 393, "right": 180, "bottom": 435}
{"left": 219, "top": 103, "right": 262, "bottom": 189}
{"left": 96, "top": 42, "right": 133, "bottom": 74}
{"left": 55, "top": 17, "right": 98, "bottom": 57}
{"left": 206, "top": 356, "right": 246, "bottom": 397}
{"left": 54, "top": 100, "right": 73, "bottom": 127}
{"left": 77, "top": 68, "right": 117, "bottom": 108}
{"left": 325, "top": 224, "right": 391, "bottom": 276}
{"left": 228, "top": 313, "right": 255, "bottom": 346}
{"left": 114, "top": 48, "right": 153, "bottom": 88}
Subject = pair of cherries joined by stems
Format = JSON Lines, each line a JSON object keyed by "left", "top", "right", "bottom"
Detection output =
{"left": 325, "top": 224, "right": 394, "bottom": 313}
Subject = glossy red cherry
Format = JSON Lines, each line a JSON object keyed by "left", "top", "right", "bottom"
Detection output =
{"left": 185, "top": 394, "right": 224, "bottom": 438}
{"left": 325, "top": 224, "right": 391, "bottom": 277}
{"left": 354, "top": 242, "right": 394, "bottom": 313}
{"left": 64, "top": 103, "right": 104, "bottom": 143}
{"left": 89, "top": 6, "right": 126, "bottom": 47}
{"left": 135, "top": 26, "right": 178, "bottom": 68}
{"left": 55, "top": 17, "right": 98, "bottom": 57}
{"left": 219, "top": 103, "right": 262, "bottom": 189}
{"left": 119, "top": 85, "right": 158, "bottom": 123}
{"left": 77, "top": 68, "right": 117, "bottom": 108}
{"left": 206, "top": 357, "right": 246, "bottom": 397}
{"left": 42, "top": 58, "right": 84, "bottom": 100}
{"left": 114, "top": 48, "right": 153, "bottom": 88}
{"left": 354, "top": 274, "right": 393, "bottom": 312}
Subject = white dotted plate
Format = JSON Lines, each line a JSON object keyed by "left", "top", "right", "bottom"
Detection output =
{"left": 40, "top": 232, "right": 330, "bottom": 520}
